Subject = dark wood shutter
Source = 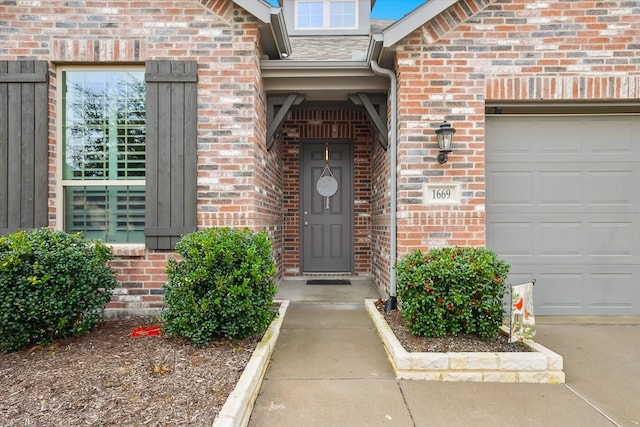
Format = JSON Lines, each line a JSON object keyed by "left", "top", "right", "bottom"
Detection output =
{"left": 0, "top": 61, "right": 48, "bottom": 235}
{"left": 144, "top": 60, "right": 198, "bottom": 249}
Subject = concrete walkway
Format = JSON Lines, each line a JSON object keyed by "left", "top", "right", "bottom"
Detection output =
{"left": 249, "top": 278, "right": 640, "bottom": 427}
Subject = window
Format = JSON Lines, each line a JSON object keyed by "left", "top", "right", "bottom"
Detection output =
{"left": 61, "top": 69, "right": 145, "bottom": 243}
{"left": 296, "top": 0, "right": 356, "bottom": 29}
{"left": 298, "top": 1, "right": 323, "bottom": 28}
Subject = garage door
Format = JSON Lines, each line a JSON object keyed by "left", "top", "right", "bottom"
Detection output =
{"left": 486, "top": 114, "right": 640, "bottom": 315}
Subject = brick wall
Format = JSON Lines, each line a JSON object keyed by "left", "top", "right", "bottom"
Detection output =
{"left": 107, "top": 251, "right": 173, "bottom": 311}
{"left": 371, "top": 126, "right": 391, "bottom": 291}
{"left": 281, "top": 109, "right": 375, "bottom": 276}
{"left": 0, "top": 0, "right": 271, "bottom": 312}
{"left": 7, "top": 0, "right": 637, "bottom": 303}
{"left": 392, "top": 0, "right": 640, "bottom": 266}
{"left": 253, "top": 55, "right": 284, "bottom": 275}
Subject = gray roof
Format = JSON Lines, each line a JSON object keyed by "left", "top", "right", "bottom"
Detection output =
{"left": 285, "top": 19, "right": 396, "bottom": 61}
{"left": 287, "top": 36, "right": 371, "bottom": 61}
{"left": 371, "top": 18, "right": 395, "bottom": 33}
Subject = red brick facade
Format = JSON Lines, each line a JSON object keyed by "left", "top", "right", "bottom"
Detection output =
{"left": 370, "top": 123, "right": 392, "bottom": 289}
{"left": 393, "top": 0, "right": 640, "bottom": 267}
{"left": 2, "top": 0, "right": 639, "bottom": 309}
{"left": 0, "top": 0, "right": 277, "bottom": 312}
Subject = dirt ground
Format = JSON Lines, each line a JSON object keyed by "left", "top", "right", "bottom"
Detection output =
{"left": 1, "top": 305, "right": 527, "bottom": 426}
{"left": 379, "top": 303, "right": 530, "bottom": 353}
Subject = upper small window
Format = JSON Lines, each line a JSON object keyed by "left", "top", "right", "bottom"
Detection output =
{"left": 296, "top": 0, "right": 357, "bottom": 30}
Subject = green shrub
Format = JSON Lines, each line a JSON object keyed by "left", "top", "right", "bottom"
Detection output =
{"left": 0, "top": 229, "right": 117, "bottom": 353}
{"left": 161, "top": 227, "right": 278, "bottom": 345}
{"left": 395, "top": 247, "right": 510, "bottom": 340}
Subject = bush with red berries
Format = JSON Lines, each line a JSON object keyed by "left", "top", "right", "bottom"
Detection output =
{"left": 395, "top": 247, "right": 510, "bottom": 340}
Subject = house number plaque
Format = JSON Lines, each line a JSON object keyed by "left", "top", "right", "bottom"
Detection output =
{"left": 424, "top": 184, "right": 461, "bottom": 204}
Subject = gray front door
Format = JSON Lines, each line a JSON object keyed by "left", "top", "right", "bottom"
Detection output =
{"left": 301, "top": 141, "right": 353, "bottom": 272}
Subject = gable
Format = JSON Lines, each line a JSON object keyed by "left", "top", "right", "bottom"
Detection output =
{"left": 280, "top": 0, "right": 374, "bottom": 36}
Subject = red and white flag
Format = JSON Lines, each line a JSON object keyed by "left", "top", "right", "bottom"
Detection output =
{"left": 510, "top": 282, "right": 536, "bottom": 343}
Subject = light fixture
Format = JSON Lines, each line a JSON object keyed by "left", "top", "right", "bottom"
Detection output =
{"left": 435, "top": 121, "right": 456, "bottom": 164}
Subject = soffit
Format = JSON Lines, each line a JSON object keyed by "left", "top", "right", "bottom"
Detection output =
{"left": 261, "top": 60, "right": 388, "bottom": 101}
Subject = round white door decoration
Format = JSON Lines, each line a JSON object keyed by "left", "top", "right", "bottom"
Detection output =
{"left": 316, "top": 143, "right": 338, "bottom": 209}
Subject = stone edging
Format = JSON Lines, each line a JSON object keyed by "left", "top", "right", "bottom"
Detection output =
{"left": 213, "top": 300, "right": 289, "bottom": 427}
{"left": 365, "top": 299, "right": 565, "bottom": 384}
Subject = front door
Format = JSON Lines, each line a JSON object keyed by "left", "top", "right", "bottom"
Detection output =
{"left": 301, "top": 141, "right": 353, "bottom": 272}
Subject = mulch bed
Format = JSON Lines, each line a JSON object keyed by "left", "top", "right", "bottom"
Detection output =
{"left": 1, "top": 302, "right": 529, "bottom": 425}
{"left": 376, "top": 301, "right": 530, "bottom": 353}
{"left": 0, "top": 316, "right": 261, "bottom": 426}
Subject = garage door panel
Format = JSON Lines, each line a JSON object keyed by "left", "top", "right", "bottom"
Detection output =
{"left": 588, "top": 221, "right": 637, "bottom": 256}
{"left": 537, "top": 272, "right": 584, "bottom": 310}
{"left": 489, "top": 173, "right": 638, "bottom": 215}
{"left": 489, "top": 221, "right": 534, "bottom": 255}
{"left": 489, "top": 216, "right": 580, "bottom": 257}
{"left": 588, "top": 272, "right": 635, "bottom": 310}
{"left": 537, "top": 122, "right": 581, "bottom": 155}
{"left": 505, "top": 268, "right": 586, "bottom": 311}
{"left": 540, "top": 222, "right": 582, "bottom": 255}
{"left": 487, "top": 116, "right": 640, "bottom": 163}
{"left": 486, "top": 114, "right": 639, "bottom": 315}
{"left": 582, "top": 118, "right": 640, "bottom": 159}
{"left": 541, "top": 171, "right": 582, "bottom": 205}
{"left": 503, "top": 269, "right": 583, "bottom": 311}
{"left": 502, "top": 272, "right": 637, "bottom": 314}
{"left": 490, "top": 165, "right": 638, "bottom": 210}
{"left": 489, "top": 193, "right": 637, "bottom": 217}
{"left": 587, "top": 169, "right": 636, "bottom": 206}
{"left": 487, "top": 171, "right": 533, "bottom": 205}
{"left": 487, "top": 120, "right": 532, "bottom": 155}
{"left": 506, "top": 266, "right": 638, "bottom": 315}
{"left": 490, "top": 215, "right": 584, "bottom": 257}
{"left": 491, "top": 215, "right": 637, "bottom": 262}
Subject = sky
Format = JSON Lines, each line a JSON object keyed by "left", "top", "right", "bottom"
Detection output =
{"left": 265, "top": 0, "right": 427, "bottom": 21}
{"left": 370, "top": 0, "right": 425, "bottom": 20}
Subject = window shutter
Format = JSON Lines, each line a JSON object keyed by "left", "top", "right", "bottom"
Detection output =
{"left": 0, "top": 61, "right": 48, "bottom": 235}
{"left": 144, "top": 60, "right": 197, "bottom": 250}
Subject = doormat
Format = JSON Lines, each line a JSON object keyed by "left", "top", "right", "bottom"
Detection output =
{"left": 306, "top": 279, "right": 351, "bottom": 285}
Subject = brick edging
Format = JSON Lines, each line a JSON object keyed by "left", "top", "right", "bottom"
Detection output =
{"left": 365, "top": 299, "right": 565, "bottom": 384}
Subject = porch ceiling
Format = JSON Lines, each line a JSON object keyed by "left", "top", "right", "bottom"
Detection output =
{"left": 261, "top": 60, "right": 389, "bottom": 101}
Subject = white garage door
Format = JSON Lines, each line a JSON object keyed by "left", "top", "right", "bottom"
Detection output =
{"left": 486, "top": 114, "right": 640, "bottom": 315}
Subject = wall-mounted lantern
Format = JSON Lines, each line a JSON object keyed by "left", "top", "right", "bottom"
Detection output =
{"left": 435, "top": 121, "right": 456, "bottom": 164}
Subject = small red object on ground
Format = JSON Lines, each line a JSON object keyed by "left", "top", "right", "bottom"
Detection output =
{"left": 131, "top": 325, "right": 162, "bottom": 337}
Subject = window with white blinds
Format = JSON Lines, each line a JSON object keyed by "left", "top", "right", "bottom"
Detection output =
{"left": 296, "top": 0, "right": 356, "bottom": 29}
{"left": 61, "top": 69, "right": 145, "bottom": 243}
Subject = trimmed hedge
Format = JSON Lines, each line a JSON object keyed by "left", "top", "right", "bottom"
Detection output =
{"left": 0, "top": 229, "right": 117, "bottom": 353}
{"left": 161, "top": 228, "right": 278, "bottom": 346}
{"left": 395, "top": 247, "right": 510, "bottom": 340}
